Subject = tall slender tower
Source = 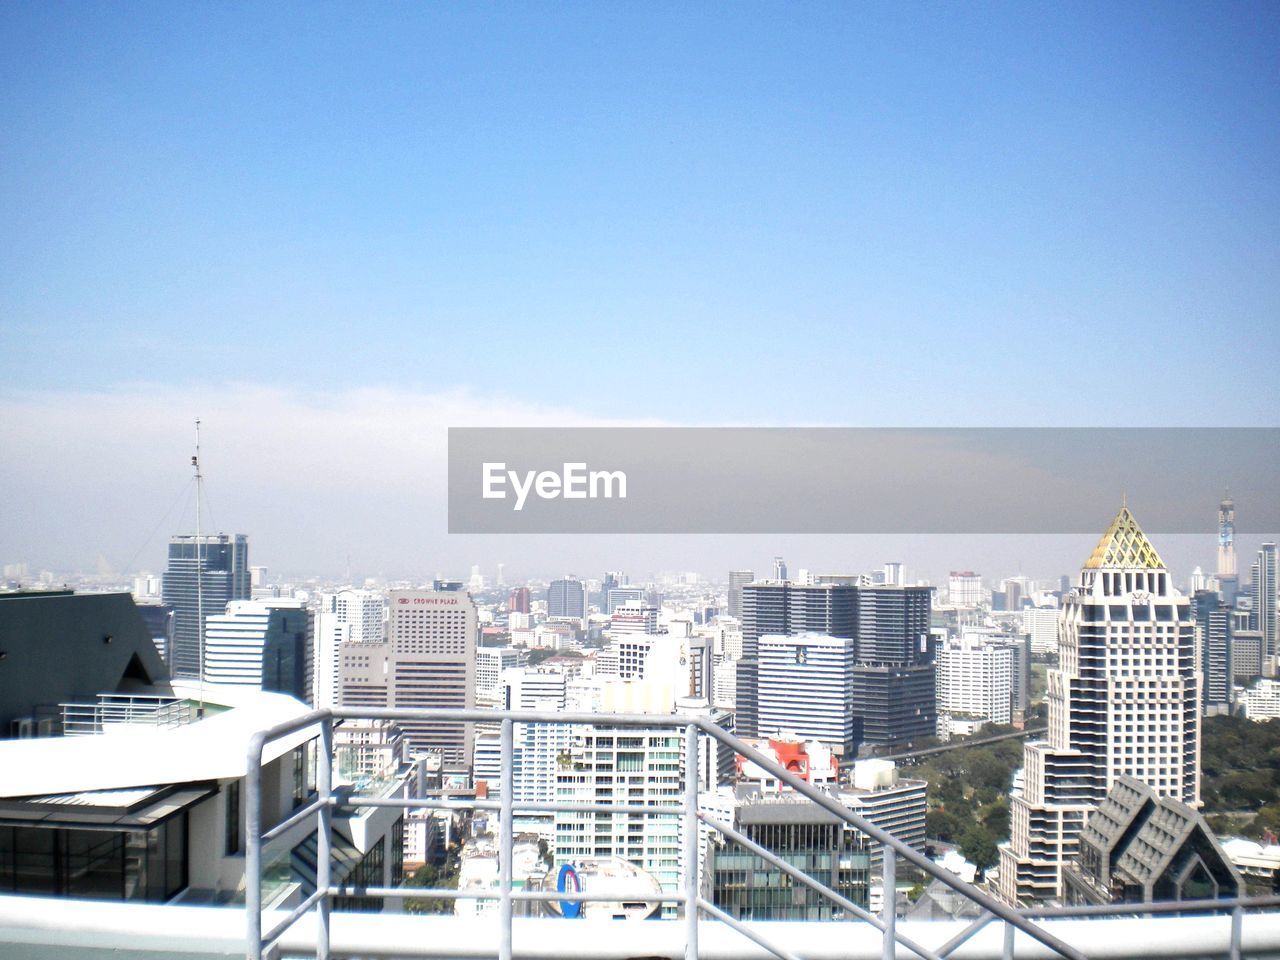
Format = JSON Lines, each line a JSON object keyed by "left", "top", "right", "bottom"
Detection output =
{"left": 1217, "top": 494, "right": 1239, "bottom": 604}
{"left": 998, "top": 505, "right": 1200, "bottom": 905}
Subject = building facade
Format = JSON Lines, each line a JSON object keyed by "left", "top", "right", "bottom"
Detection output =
{"left": 203, "top": 599, "right": 313, "bottom": 702}
{"left": 339, "top": 589, "right": 477, "bottom": 770}
{"left": 998, "top": 506, "right": 1200, "bottom": 905}
{"left": 162, "top": 534, "right": 250, "bottom": 679}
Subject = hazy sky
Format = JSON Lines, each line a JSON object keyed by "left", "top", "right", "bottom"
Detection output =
{"left": 2, "top": 4, "right": 1277, "bottom": 582}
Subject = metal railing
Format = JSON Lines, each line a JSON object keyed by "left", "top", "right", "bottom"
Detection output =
{"left": 59, "top": 693, "right": 194, "bottom": 735}
{"left": 243, "top": 708, "right": 1277, "bottom": 960}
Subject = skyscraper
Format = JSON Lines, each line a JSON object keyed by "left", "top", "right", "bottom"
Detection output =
{"left": 203, "top": 599, "right": 313, "bottom": 703}
{"left": 339, "top": 588, "right": 477, "bottom": 769}
{"left": 314, "top": 589, "right": 384, "bottom": 709}
{"left": 507, "top": 586, "right": 531, "bottom": 615}
{"left": 547, "top": 577, "right": 587, "bottom": 621}
{"left": 999, "top": 505, "right": 1199, "bottom": 905}
{"left": 1217, "top": 494, "right": 1238, "bottom": 605}
{"left": 1192, "top": 590, "right": 1234, "bottom": 715}
{"left": 773, "top": 556, "right": 788, "bottom": 581}
{"left": 727, "top": 570, "right": 754, "bottom": 619}
{"left": 738, "top": 580, "right": 933, "bottom": 745}
{"left": 1251, "top": 543, "right": 1277, "bottom": 666}
{"left": 161, "top": 533, "right": 250, "bottom": 679}
{"left": 757, "top": 632, "right": 858, "bottom": 757}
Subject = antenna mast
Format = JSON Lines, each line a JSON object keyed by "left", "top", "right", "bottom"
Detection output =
{"left": 193, "top": 419, "right": 205, "bottom": 714}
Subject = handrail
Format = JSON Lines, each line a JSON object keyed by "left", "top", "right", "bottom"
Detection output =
{"left": 242, "top": 705, "right": 1272, "bottom": 960}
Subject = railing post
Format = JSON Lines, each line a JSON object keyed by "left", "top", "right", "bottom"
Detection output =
{"left": 1002, "top": 919, "right": 1015, "bottom": 960}
{"left": 684, "top": 723, "right": 700, "bottom": 960}
{"left": 1230, "top": 903, "right": 1243, "bottom": 960}
{"left": 499, "top": 718, "right": 514, "bottom": 960}
{"left": 245, "top": 732, "right": 265, "bottom": 960}
{"left": 316, "top": 717, "right": 333, "bottom": 960}
{"left": 881, "top": 843, "right": 895, "bottom": 960}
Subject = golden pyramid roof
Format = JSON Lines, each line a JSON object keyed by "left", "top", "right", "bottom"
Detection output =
{"left": 1083, "top": 505, "right": 1166, "bottom": 570}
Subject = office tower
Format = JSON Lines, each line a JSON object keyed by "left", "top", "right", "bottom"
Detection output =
{"left": 339, "top": 588, "right": 477, "bottom": 769}
{"left": 727, "top": 570, "right": 754, "bottom": 619}
{"left": 314, "top": 589, "right": 384, "bottom": 710}
{"left": 948, "top": 572, "right": 984, "bottom": 608}
{"left": 1192, "top": 590, "right": 1234, "bottom": 715}
{"left": 1217, "top": 495, "right": 1238, "bottom": 604}
{"left": 998, "top": 505, "right": 1199, "bottom": 905}
{"left": 739, "top": 581, "right": 933, "bottom": 744}
{"left": 882, "top": 562, "right": 904, "bottom": 587}
{"left": 1251, "top": 543, "right": 1277, "bottom": 663}
{"left": 773, "top": 557, "right": 788, "bottom": 581}
{"left": 936, "top": 635, "right": 1014, "bottom": 736}
{"left": 507, "top": 586, "right": 531, "bottom": 615}
{"left": 1232, "top": 630, "right": 1263, "bottom": 679}
{"left": 757, "top": 633, "right": 858, "bottom": 757}
{"left": 162, "top": 533, "right": 250, "bottom": 679}
{"left": 203, "top": 599, "right": 313, "bottom": 703}
{"left": 547, "top": 577, "right": 587, "bottom": 620}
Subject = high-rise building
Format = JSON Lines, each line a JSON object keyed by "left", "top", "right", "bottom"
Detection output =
{"left": 1250, "top": 543, "right": 1277, "bottom": 665}
{"left": 936, "top": 634, "right": 1014, "bottom": 736}
{"left": 203, "top": 599, "right": 313, "bottom": 703}
{"left": 948, "top": 572, "right": 984, "bottom": 608}
{"left": 1217, "top": 494, "right": 1238, "bottom": 605}
{"left": 738, "top": 581, "right": 933, "bottom": 743}
{"left": 998, "top": 506, "right": 1199, "bottom": 905}
{"left": 773, "top": 557, "right": 788, "bottom": 581}
{"left": 475, "top": 646, "right": 527, "bottom": 706}
{"left": 162, "top": 533, "right": 250, "bottom": 679}
{"left": 727, "top": 570, "right": 754, "bottom": 619}
{"left": 757, "top": 633, "right": 859, "bottom": 757}
{"left": 507, "top": 586, "right": 531, "bottom": 615}
{"left": 314, "top": 589, "right": 384, "bottom": 709}
{"left": 1023, "top": 606, "right": 1060, "bottom": 655}
{"left": 547, "top": 577, "right": 587, "bottom": 621}
{"left": 339, "top": 589, "right": 477, "bottom": 769}
{"left": 1192, "top": 590, "right": 1234, "bottom": 715}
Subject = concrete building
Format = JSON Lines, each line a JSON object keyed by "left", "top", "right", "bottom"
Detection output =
{"left": 474, "top": 646, "right": 527, "bottom": 706}
{"left": 203, "top": 599, "right": 313, "bottom": 703}
{"left": 1233, "top": 630, "right": 1264, "bottom": 680}
{"left": 314, "top": 589, "right": 385, "bottom": 710}
{"left": 756, "top": 632, "right": 858, "bottom": 758}
{"left": 1251, "top": 543, "right": 1277, "bottom": 666}
{"left": 999, "top": 506, "right": 1201, "bottom": 905}
{"left": 936, "top": 633, "right": 1014, "bottom": 737}
{"left": 727, "top": 570, "right": 754, "bottom": 619}
{"left": 1239, "top": 677, "right": 1280, "bottom": 721}
{"left": 1193, "top": 590, "right": 1234, "bottom": 715}
{"left": 1023, "top": 606, "right": 1061, "bottom": 655}
{"left": 162, "top": 534, "right": 250, "bottom": 680}
{"left": 339, "top": 589, "right": 477, "bottom": 770}
{"left": 547, "top": 578, "right": 587, "bottom": 622}
{"left": 948, "top": 572, "right": 984, "bottom": 609}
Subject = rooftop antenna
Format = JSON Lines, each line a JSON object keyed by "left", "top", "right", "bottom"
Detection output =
{"left": 193, "top": 419, "right": 205, "bottom": 716}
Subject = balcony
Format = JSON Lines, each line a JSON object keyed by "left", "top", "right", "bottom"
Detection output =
{"left": 1, "top": 705, "right": 1278, "bottom": 959}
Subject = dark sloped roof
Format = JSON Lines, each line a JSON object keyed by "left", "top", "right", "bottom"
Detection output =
{"left": 0, "top": 592, "right": 172, "bottom": 734}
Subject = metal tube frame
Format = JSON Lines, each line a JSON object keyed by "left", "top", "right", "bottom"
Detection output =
{"left": 241, "top": 705, "right": 1277, "bottom": 960}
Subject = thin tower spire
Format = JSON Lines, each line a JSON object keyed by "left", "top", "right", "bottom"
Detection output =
{"left": 193, "top": 419, "right": 204, "bottom": 715}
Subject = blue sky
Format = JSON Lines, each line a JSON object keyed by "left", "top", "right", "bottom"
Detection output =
{"left": 3, "top": 2, "right": 1277, "bottom": 423}
{"left": 1, "top": 3, "right": 1277, "bottom": 575}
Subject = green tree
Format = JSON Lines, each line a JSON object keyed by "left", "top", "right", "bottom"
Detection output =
{"left": 958, "top": 824, "right": 999, "bottom": 871}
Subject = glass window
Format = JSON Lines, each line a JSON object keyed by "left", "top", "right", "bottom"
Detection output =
{"left": 226, "top": 781, "right": 242, "bottom": 855}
